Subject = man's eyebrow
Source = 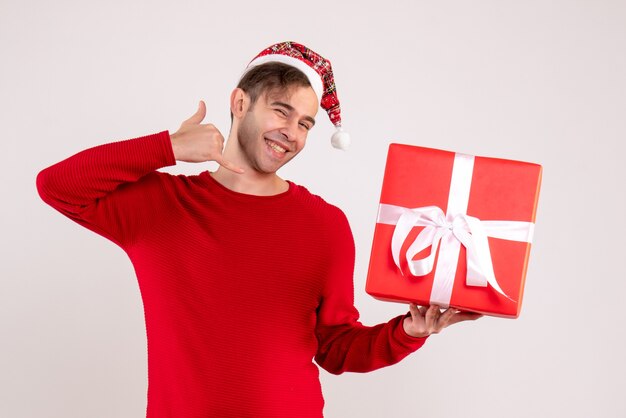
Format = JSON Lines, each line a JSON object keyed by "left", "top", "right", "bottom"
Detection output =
{"left": 270, "top": 101, "right": 316, "bottom": 126}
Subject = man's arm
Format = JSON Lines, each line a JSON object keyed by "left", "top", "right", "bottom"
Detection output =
{"left": 313, "top": 207, "right": 427, "bottom": 375}
{"left": 313, "top": 208, "right": 481, "bottom": 375}
{"left": 36, "top": 100, "right": 240, "bottom": 247}
{"left": 36, "top": 130, "right": 177, "bottom": 248}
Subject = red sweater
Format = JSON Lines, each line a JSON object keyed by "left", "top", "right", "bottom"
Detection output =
{"left": 36, "top": 130, "right": 427, "bottom": 417}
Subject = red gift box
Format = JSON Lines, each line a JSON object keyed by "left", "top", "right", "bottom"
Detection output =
{"left": 365, "top": 144, "right": 542, "bottom": 318}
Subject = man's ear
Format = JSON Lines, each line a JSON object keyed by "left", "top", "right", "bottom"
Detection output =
{"left": 230, "top": 88, "right": 249, "bottom": 119}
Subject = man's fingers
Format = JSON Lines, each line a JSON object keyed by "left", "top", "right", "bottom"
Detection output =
{"left": 407, "top": 304, "right": 483, "bottom": 336}
{"left": 438, "top": 307, "right": 457, "bottom": 326}
{"left": 214, "top": 156, "right": 244, "bottom": 174}
{"left": 183, "top": 100, "right": 207, "bottom": 126}
{"left": 448, "top": 311, "right": 483, "bottom": 326}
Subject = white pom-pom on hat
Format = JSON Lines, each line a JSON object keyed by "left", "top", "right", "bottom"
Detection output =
{"left": 331, "top": 126, "right": 350, "bottom": 150}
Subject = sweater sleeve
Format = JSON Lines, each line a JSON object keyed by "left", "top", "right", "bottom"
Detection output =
{"left": 36, "top": 130, "right": 177, "bottom": 249}
{"left": 313, "top": 207, "right": 428, "bottom": 375}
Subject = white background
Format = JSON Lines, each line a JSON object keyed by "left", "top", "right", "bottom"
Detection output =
{"left": 2, "top": 0, "right": 625, "bottom": 417}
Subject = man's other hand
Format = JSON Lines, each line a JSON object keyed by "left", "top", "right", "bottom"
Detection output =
{"left": 403, "top": 303, "right": 483, "bottom": 338}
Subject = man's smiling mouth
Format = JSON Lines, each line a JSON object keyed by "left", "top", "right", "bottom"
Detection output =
{"left": 265, "top": 139, "right": 288, "bottom": 154}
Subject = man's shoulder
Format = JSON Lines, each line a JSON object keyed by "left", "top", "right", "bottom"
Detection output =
{"left": 288, "top": 182, "right": 354, "bottom": 246}
{"left": 289, "top": 181, "right": 348, "bottom": 222}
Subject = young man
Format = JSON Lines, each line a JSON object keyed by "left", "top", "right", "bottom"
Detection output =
{"left": 37, "top": 41, "right": 480, "bottom": 417}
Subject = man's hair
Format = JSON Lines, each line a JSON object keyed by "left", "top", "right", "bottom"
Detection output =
{"left": 230, "top": 61, "right": 312, "bottom": 122}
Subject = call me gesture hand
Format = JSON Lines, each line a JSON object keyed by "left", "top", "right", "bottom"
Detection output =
{"left": 403, "top": 304, "right": 483, "bottom": 338}
{"left": 170, "top": 100, "right": 244, "bottom": 173}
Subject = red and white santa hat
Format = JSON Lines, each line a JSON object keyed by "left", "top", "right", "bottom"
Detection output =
{"left": 243, "top": 41, "right": 350, "bottom": 150}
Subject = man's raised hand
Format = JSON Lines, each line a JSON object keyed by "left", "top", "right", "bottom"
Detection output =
{"left": 403, "top": 303, "right": 483, "bottom": 338}
{"left": 170, "top": 100, "right": 244, "bottom": 173}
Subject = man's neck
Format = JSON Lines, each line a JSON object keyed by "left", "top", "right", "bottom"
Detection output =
{"left": 210, "top": 168, "right": 289, "bottom": 196}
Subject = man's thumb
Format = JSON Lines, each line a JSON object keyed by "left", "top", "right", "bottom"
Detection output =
{"left": 184, "top": 100, "right": 206, "bottom": 125}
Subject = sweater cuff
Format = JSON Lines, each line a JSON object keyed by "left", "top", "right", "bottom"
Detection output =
{"left": 154, "top": 130, "right": 177, "bottom": 167}
{"left": 393, "top": 313, "right": 428, "bottom": 350}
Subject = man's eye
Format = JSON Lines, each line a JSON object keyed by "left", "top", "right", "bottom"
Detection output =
{"left": 299, "top": 122, "right": 311, "bottom": 130}
{"left": 275, "top": 109, "right": 287, "bottom": 116}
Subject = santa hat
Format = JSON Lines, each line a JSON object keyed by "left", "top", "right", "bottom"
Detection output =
{"left": 242, "top": 41, "right": 350, "bottom": 150}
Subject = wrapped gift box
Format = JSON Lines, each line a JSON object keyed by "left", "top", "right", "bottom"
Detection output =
{"left": 365, "top": 144, "right": 542, "bottom": 318}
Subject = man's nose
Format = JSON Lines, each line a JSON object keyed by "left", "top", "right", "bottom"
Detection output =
{"left": 279, "top": 119, "right": 299, "bottom": 142}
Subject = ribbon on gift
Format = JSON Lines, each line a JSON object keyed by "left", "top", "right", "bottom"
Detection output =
{"left": 376, "top": 153, "right": 535, "bottom": 308}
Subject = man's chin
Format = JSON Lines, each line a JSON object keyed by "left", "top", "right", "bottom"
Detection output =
{"left": 256, "top": 158, "right": 292, "bottom": 175}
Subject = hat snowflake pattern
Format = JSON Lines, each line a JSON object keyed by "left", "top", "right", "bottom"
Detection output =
{"left": 244, "top": 41, "right": 350, "bottom": 150}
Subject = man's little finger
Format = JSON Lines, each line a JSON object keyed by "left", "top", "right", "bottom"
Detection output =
{"left": 449, "top": 311, "right": 484, "bottom": 326}
{"left": 218, "top": 159, "right": 244, "bottom": 174}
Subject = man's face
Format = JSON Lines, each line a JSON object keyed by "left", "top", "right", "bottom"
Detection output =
{"left": 236, "top": 85, "right": 319, "bottom": 174}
